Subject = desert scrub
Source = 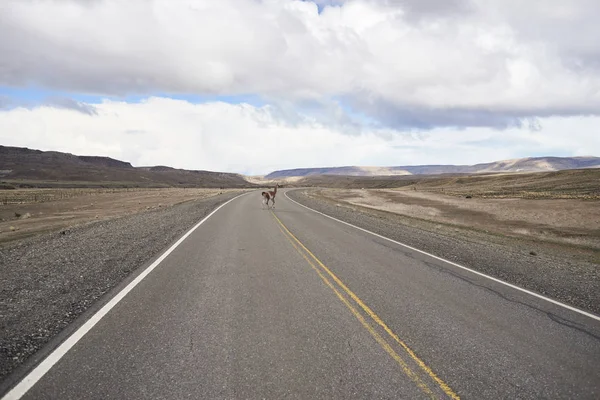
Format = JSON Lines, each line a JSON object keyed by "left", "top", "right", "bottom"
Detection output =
{"left": 0, "top": 188, "right": 163, "bottom": 205}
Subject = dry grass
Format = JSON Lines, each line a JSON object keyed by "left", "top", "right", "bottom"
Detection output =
{"left": 0, "top": 188, "right": 243, "bottom": 244}
{"left": 317, "top": 187, "right": 600, "bottom": 253}
{"left": 405, "top": 169, "right": 600, "bottom": 200}
{"left": 298, "top": 168, "right": 600, "bottom": 200}
{"left": 0, "top": 188, "right": 158, "bottom": 205}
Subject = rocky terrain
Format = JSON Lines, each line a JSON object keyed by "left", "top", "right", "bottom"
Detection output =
{"left": 0, "top": 146, "right": 254, "bottom": 188}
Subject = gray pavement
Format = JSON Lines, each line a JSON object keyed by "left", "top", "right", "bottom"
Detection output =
{"left": 5, "top": 190, "right": 600, "bottom": 399}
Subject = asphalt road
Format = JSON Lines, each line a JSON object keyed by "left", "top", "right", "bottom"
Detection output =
{"left": 3, "top": 190, "right": 600, "bottom": 399}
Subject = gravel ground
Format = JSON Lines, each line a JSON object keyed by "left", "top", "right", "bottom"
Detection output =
{"left": 0, "top": 191, "right": 244, "bottom": 383}
{"left": 288, "top": 189, "right": 600, "bottom": 316}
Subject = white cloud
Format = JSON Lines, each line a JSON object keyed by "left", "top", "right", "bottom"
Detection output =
{"left": 1, "top": 0, "right": 598, "bottom": 170}
{"left": 2, "top": 0, "right": 600, "bottom": 129}
{"left": 1, "top": 98, "right": 598, "bottom": 174}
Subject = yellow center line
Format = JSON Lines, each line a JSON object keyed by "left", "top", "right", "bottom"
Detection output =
{"left": 274, "top": 223, "right": 436, "bottom": 399}
{"left": 271, "top": 211, "right": 460, "bottom": 400}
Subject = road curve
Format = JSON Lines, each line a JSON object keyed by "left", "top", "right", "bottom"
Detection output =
{"left": 3, "top": 190, "right": 600, "bottom": 399}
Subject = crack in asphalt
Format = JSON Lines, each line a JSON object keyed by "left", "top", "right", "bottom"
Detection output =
{"left": 421, "top": 260, "right": 600, "bottom": 341}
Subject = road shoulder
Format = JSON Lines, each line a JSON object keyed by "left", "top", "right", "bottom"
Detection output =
{"left": 287, "top": 189, "right": 600, "bottom": 316}
{"left": 0, "top": 191, "right": 245, "bottom": 386}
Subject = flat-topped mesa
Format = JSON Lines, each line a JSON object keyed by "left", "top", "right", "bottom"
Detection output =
{"left": 265, "top": 156, "right": 600, "bottom": 179}
{"left": 0, "top": 145, "right": 253, "bottom": 188}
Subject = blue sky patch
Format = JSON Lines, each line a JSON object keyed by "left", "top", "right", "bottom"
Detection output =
{"left": 0, "top": 86, "right": 266, "bottom": 108}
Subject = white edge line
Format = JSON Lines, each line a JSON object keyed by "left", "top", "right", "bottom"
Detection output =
{"left": 285, "top": 190, "right": 600, "bottom": 322}
{"left": 2, "top": 192, "right": 249, "bottom": 400}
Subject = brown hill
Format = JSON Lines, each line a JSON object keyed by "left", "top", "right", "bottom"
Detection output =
{"left": 265, "top": 156, "right": 600, "bottom": 179}
{"left": 295, "top": 168, "right": 600, "bottom": 199}
{"left": 0, "top": 145, "right": 253, "bottom": 188}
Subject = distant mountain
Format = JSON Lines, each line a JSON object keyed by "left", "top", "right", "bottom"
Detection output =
{"left": 265, "top": 156, "right": 600, "bottom": 179}
{"left": 0, "top": 145, "right": 253, "bottom": 188}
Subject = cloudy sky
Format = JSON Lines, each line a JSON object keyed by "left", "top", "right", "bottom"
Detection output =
{"left": 1, "top": 0, "right": 599, "bottom": 175}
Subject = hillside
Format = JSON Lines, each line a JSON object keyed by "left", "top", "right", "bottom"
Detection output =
{"left": 0, "top": 146, "right": 253, "bottom": 188}
{"left": 295, "top": 168, "right": 600, "bottom": 199}
{"left": 265, "top": 156, "right": 600, "bottom": 179}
